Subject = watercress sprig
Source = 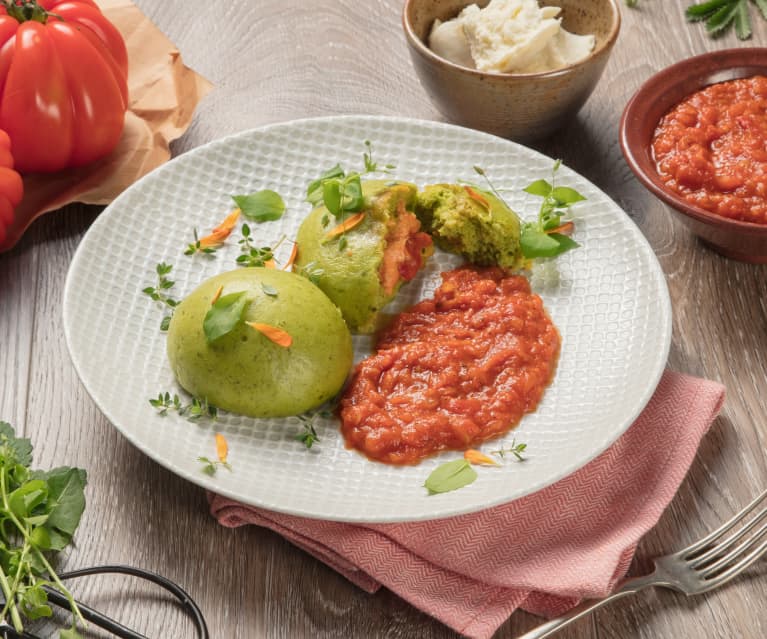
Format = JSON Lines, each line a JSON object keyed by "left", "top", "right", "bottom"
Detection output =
{"left": 0, "top": 421, "right": 87, "bottom": 638}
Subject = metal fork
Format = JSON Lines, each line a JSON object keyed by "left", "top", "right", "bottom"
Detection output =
{"left": 518, "top": 488, "right": 767, "bottom": 639}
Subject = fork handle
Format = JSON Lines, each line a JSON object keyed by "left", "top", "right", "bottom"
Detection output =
{"left": 515, "top": 573, "right": 658, "bottom": 639}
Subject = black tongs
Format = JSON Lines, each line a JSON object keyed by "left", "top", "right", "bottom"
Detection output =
{"left": 0, "top": 565, "right": 209, "bottom": 639}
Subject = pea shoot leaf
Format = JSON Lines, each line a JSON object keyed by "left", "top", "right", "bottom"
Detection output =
{"left": 307, "top": 164, "right": 345, "bottom": 206}
{"left": 203, "top": 291, "right": 252, "bottom": 342}
{"left": 232, "top": 190, "right": 285, "bottom": 222}
{"left": 424, "top": 459, "right": 477, "bottom": 494}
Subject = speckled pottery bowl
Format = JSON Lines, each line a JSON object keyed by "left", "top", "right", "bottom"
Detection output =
{"left": 402, "top": 0, "right": 621, "bottom": 142}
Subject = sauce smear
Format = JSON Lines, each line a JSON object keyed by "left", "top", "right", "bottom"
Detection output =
{"left": 652, "top": 75, "right": 767, "bottom": 223}
{"left": 340, "top": 267, "right": 560, "bottom": 465}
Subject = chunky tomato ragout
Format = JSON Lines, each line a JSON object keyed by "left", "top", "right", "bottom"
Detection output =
{"left": 652, "top": 75, "right": 767, "bottom": 223}
{"left": 340, "top": 267, "right": 560, "bottom": 465}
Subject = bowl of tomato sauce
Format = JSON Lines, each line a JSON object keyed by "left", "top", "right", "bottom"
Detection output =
{"left": 620, "top": 48, "right": 767, "bottom": 263}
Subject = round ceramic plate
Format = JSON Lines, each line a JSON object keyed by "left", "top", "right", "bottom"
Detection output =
{"left": 64, "top": 115, "right": 671, "bottom": 523}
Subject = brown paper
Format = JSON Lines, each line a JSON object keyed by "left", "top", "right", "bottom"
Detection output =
{"left": 0, "top": 0, "right": 213, "bottom": 252}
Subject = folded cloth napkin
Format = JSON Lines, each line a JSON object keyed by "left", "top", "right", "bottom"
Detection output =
{"left": 210, "top": 370, "right": 725, "bottom": 639}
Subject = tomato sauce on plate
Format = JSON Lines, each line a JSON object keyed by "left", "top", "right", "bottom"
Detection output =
{"left": 652, "top": 75, "right": 767, "bottom": 223}
{"left": 339, "top": 267, "right": 560, "bottom": 465}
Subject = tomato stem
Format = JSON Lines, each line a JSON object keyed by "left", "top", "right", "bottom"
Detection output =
{"left": 3, "top": 0, "right": 50, "bottom": 24}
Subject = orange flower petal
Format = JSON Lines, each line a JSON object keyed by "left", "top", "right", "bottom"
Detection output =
{"left": 464, "top": 449, "right": 499, "bottom": 466}
{"left": 546, "top": 221, "right": 574, "bottom": 236}
{"left": 247, "top": 322, "right": 292, "bottom": 347}
{"left": 198, "top": 208, "right": 242, "bottom": 248}
{"left": 464, "top": 186, "right": 490, "bottom": 210}
{"left": 210, "top": 284, "right": 224, "bottom": 305}
{"left": 215, "top": 433, "right": 229, "bottom": 463}
{"left": 325, "top": 212, "right": 365, "bottom": 239}
{"left": 283, "top": 242, "right": 298, "bottom": 270}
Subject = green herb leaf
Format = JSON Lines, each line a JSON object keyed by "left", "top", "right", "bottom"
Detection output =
{"left": 705, "top": 1, "right": 739, "bottom": 33}
{"left": 32, "top": 467, "right": 87, "bottom": 549}
{"left": 552, "top": 186, "right": 586, "bottom": 206}
{"left": 523, "top": 179, "right": 553, "bottom": 197}
{"left": 322, "top": 179, "right": 343, "bottom": 217}
{"left": 734, "top": 0, "right": 753, "bottom": 36}
{"left": 232, "top": 190, "right": 286, "bottom": 222}
{"left": 203, "top": 291, "right": 251, "bottom": 342}
{"left": 261, "top": 283, "right": 278, "bottom": 297}
{"left": 19, "top": 583, "right": 52, "bottom": 620}
{"left": 0, "top": 422, "right": 87, "bottom": 634}
{"left": 307, "top": 164, "right": 345, "bottom": 206}
{"left": 686, "top": 0, "right": 732, "bottom": 18}
{"left": 0, "top": 421, "right": 32, "bottom": 467}
{"left": 753, "top": 0, "right": 767, "bottom": 19}
{"left": 424, "top": 459, "right": 477, "bottom": 494}
{"left": 60, "top": 626, "right": 84, "bottom": 639}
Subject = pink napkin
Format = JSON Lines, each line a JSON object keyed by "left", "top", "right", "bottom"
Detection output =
{"left": 210, "top": 370, "right": 724, "bottom": 639}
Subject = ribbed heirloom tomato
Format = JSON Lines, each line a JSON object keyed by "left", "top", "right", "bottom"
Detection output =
{"left": 0, "top": 128, "right": 23, "bottom": 245}
{"left": 0, "top": 0, "right": 128, "bottom": 173}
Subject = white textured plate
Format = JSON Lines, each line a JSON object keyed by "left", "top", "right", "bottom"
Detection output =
{"left": 64, "top": 116, "right": 671, "bottom": 523}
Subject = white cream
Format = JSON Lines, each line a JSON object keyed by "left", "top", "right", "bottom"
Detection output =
{"left": 428, "top": 0, "right": 596, "bottom": 74}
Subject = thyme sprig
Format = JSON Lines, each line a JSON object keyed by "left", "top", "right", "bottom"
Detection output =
{"left": 149, "top": 392, "right": 218, "bottom": 421}
{"left": 142, "top": 262, "right": 179, "bottom": 331}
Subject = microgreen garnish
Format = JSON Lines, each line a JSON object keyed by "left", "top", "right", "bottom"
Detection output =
{"left": 197, "top": 456, "right": 231, "bottom": 476}
{"left": 236, "top": 224, "right": 276, "bottom": 268}
{"left": 142, "top": 262, "right": 179, "bottom": 331}
{"left": 424, "top": 459, "right": 478, "bottom": 495}
{"left": 305, "top": 141, "right": 395, "bottom": 217}
{"left": 491, "top": 439, "right": 528, "bottom": 462}
{"left": 0, "top": 421, "right": 87, "bottom": 637}
{"left": 184, "top": 228, "right": 217, "bottom": 256}
{"left": 232, "top": 189, "right": 286, "bottom": 222}
{"left": 521, "top": 161, "right": 583, "bottom": 259}
{"left": 203, "top": 291, "right": 251, "bottom": 342}
{"left": 149, "top": 392, "right": 218, "bottom": 421}
{"left": 362, "top": 139, "right": 396, "bottom": 174}
{"left": 473, "top": 163, "right": 584, "bottom": 260}
{"left": 295, "top": 408, "right": 332, "bottom": 449}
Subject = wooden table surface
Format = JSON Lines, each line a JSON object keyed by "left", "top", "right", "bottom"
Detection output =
{"left": 1, "top": 1, "right": 767, "bottom": 637}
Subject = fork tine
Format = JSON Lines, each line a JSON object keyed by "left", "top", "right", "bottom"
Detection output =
{"left": 681, "top": 488, "right": 767, "bottom": 558}
{"left": 699, "top": 535, "right": 767, "bottom": 591}
{"left": 689, "top": 504, "right": 767, "bottom": 568}
{"left": 698, "top": 518, "right": 767, "bottom": 576}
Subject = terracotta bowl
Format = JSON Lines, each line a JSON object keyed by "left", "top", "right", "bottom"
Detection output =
{"left": 620, "top": 48, "right": 767, "bottom": 263}
{"left": 402, "top": 0, "right": 621, "bottom": 142}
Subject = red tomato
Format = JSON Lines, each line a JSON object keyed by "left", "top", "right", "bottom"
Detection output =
{"left": 0, "top": 128, "right": 24, "bottom": 246}
{"left": 0, "top": 0, "right": 128, "bottom": 173}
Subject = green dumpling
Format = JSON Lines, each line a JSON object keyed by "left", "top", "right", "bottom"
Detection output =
{"left": 415, "top": 184, "right": 522, "bottom": 268}
{"left": 166, "top": 268, "right": 353, "bottom": 418}
{"left": 294, "top": 180, "right": 433, "bottom": 333}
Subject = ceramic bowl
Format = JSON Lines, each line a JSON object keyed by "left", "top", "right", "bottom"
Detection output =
{"left": 620, "top": 48, "right": 767, "bottom": 263}
{"left": 402, "top": 0, "right": 621, "bottom": 142}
